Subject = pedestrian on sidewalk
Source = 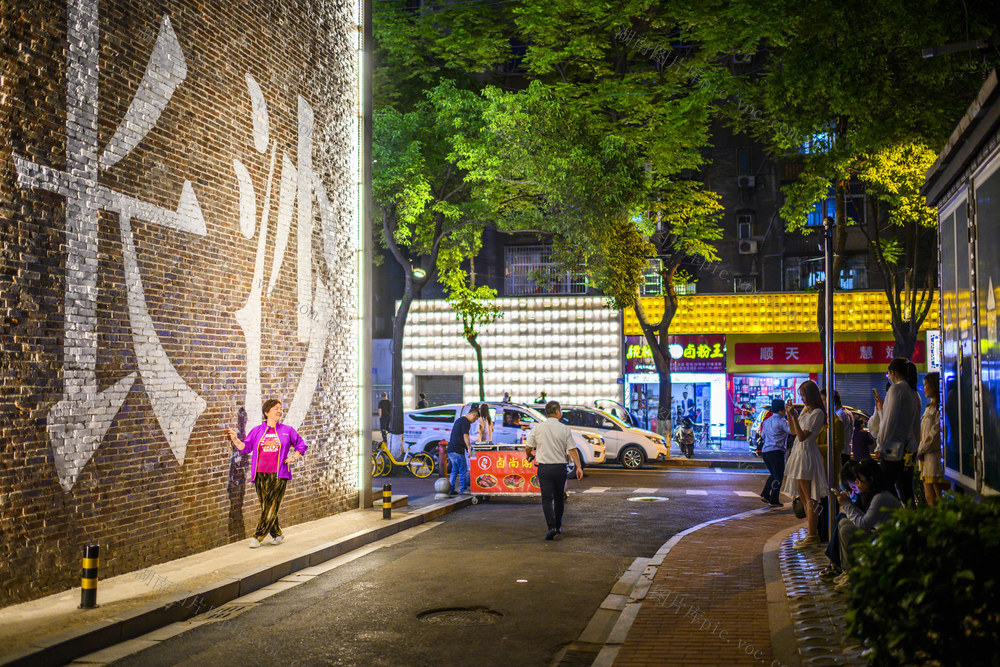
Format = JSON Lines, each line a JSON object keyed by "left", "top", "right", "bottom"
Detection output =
{"left": 782, "top": 380, "right": 827, "bottom": 549}
{"left": 876, "top": 357, "right": 920, "bottom": 505}
{"left": 524, "top": 401, "right": 583, "bottom": 540}
{"left": 759, "top": 398, "right": 791, "bottom": 507}
{"left": 534, "top": 390, "right": 548, "bottom": 404}
{"left": 917, "top": 372, "right": 949, "bottom": 505}
{"left": 416, "top": 393, "right": 428, "bottom": 409}
{"left": 225, "top": 399, "right": 308, "bottom": 548}
{"left": 377, "top": 392, "right": 392, "bottom": 443}
{"left": 830, "top": 459, "right": 902, "bottom": 592}
{"left": 447, "top": 408, "right": 479, "bottom": 495}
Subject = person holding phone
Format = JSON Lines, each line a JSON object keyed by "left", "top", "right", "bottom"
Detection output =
{"left": 225, "top": 399, "right": 308, "bottom": 548}
{"left": 782, "top": 380, "right": 828, "bottom": 549}
{"left": 827, "top": 459, "right": 902, "bottom": 592}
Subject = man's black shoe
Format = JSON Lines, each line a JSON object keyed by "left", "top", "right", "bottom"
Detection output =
{"left": 545, "top": 529, "right": 558, "bottom": 541}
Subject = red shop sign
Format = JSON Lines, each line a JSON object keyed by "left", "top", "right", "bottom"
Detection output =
{"left": 734, "top": 340, "right": 926, "bottom": 366}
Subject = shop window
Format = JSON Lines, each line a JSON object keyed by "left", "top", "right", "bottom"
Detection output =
{"left": 504, "top": 245, "right": 587, "bottom": 296}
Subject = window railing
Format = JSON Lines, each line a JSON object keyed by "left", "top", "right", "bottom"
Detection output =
{"left": 504, "top": 245, "right": 587, "bottom": 296}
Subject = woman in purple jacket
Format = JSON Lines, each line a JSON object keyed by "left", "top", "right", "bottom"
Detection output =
{"left": 225, "top": 399, "right": 308, "bottom": 548}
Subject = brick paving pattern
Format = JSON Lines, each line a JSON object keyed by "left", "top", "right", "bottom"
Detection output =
{"left": 779, "top": 528, "right": 866, "bottom": 666}
{"left": 615, "top": 509, "right": 799, "bottom": 666}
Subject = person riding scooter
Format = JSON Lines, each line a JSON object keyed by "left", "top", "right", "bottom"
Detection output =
{"left": 674, "top": 417, "right": 696, "bottom": 458}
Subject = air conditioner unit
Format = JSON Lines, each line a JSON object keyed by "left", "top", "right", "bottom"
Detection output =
{"left": 738, "top": 175, "right": 755, "bottom": 188}
{"left": 738, "top": 239, "right": 758, "bottom": 255}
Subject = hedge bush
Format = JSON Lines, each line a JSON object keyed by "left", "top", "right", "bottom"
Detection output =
{"left": 846, "top": 495, "right": 1000, "bottom": 666}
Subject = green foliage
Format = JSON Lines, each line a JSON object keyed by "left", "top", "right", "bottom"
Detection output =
{"left": 847, "top": 495, "right": 1000, "bottom": 666}
{"left": 441, "top": 267, "right": 504, "bottom": 343}
{"left": 856, "top": 140, "right": 938, "bottom": 236}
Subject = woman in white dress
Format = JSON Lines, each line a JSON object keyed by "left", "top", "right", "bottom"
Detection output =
{"left": 473, "top": 403, "right": 493, "bottom": 444}
{"left": 782, "top": 380, "right": 828, "bottom": 548}
{"left": 917, "top": 373, "right": 948, "bottom": 505}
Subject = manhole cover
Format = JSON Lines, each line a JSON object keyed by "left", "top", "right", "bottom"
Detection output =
{"left": 627, "top": 496, "right": 668, "bottom": 502}
{"left": 417, "top": 607, "right": 503, "bottom": 625}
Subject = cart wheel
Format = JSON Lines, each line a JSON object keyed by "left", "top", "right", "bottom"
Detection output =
{"left": 471, "top": 496, "right": 479, "bottom": 505}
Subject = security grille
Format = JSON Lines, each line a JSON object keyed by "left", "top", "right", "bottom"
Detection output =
{"left": 504, "top": 245, "right": 587, "bottom": 296}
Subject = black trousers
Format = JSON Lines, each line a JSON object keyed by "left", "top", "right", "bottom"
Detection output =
{"left": 537, "top": 463, "right": 568, "bottom": 530}
{"left": 880, "top": 459, "right": 912, "bottom": 505}
{"left": 760, "top": 450, "right": 785, "bottom": 504}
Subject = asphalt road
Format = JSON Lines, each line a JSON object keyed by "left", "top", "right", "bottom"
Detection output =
{"left": 111, "top": 467, "right": 769, "bottom": 667}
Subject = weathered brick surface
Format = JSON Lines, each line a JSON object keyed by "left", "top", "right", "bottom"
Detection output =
{"left": 0, "top": 0, "right": 362, "bottom": 605}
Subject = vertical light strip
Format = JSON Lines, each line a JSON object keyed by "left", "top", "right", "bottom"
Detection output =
{"left": 357, "top": 0, "right": 372, "bottom": 498}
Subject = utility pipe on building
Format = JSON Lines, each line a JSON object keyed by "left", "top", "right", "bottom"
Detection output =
{"left": 823, "top": 216, "right": 837, "bottom": 541}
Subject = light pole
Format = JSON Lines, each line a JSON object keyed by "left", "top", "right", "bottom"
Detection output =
{"left": 822, "top": 216, "right": 836, "bottom": 541}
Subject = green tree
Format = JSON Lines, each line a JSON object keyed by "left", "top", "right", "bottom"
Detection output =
{"left": 855, "top": 141, "right": 939, "bottom": 358}
{"left": 373, "top": 83, "right": 488, "bottom": 440}
{"left": 441, "top": 262, "right": 504, "bottom": 402}
{"left": 674, "top": 0, "right": 998, "bottom": 354}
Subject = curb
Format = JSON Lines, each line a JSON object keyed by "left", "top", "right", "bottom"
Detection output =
{"left": 650, "top": 458, "right": 765, "bottom": 469}
{"left": 556, "top": 506, "right": 774, "bottom": 666}
{"left": 763, "top": 523, "right": 803, "bottom": 667}
{"left": 0, "top": 497, "right": 472, "bottom": 667}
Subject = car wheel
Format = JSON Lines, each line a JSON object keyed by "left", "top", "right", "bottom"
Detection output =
{"left": 619, "top": 445, "right": 644, "bottom": 470}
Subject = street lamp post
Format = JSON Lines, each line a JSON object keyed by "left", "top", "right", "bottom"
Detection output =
{"left": 822, "top": 216, "right": 836, "bottom": 542}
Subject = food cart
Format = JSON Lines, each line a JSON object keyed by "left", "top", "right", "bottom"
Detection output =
{"left": 469, "top": 443, "right": 540, "bottom": 503}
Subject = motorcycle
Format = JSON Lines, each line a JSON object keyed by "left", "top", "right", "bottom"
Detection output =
{"left": 673, "top": 419, "right": 695, "bottom": 458}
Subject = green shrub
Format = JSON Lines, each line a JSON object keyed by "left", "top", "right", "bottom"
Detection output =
{"left": 846, "top": 495, "right": 1000, "bottom": 666}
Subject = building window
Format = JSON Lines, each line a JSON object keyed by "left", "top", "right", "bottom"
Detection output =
{"left": 805, "top": 184, "right": 866, "bottom": 226}
{"left": 504, "top": 245, "right": 587, "bottom": 296}
{"left": 641, "top": 259, "right": 662, "bottom": 296}
{"left": 784, "top": 254, "right": 868, "bottom": 290}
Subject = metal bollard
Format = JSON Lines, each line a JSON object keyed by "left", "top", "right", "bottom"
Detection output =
{"left": 80, "top": 544, "right": 99, "bottom": 609}
{"left": 437, "top": 440, "right": 448, "bottom": 477}
{"left": 382, "top": 483, "right": 392, "bottom": 519}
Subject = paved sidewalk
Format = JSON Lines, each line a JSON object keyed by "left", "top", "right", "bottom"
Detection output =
{"left": 575, "top": 507, "right": 866, "bottom": 667}
{"left": 0, "top": 494, "right": 469, "bottom": 667}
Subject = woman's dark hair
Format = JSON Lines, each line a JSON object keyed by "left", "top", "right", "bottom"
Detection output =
{"left": 262, "top": 398, "right": 282, "bottom": 421}
{"left": 904, "top": 361, "right": 918, "bottom": 391}
{"left": 798, "top": 380, "right": 825, "bottom": 412}
{"left": 478, "top": 403, "right": 491, "bottom": 421}
{"left": 924, "top": 372, "right": 940, "bottom": 405}
{"left": 888, "top": 357, "right": 909, "bottom": 379}
{"left": 853, "top": 458, "right": 894, "bottom": 497}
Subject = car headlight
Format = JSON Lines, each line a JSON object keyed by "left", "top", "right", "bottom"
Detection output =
{"left": 582, "top": 432, "right": 602, "bottom": 447}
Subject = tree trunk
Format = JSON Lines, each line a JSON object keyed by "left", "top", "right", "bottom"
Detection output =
{"left": 470, "top": 332, "right": 485, "bottom": 402}
{"left": 389, "top": 289, "right": 414, "bottom": 437}
{"left": 635, "top": 283, "right": 679, "bottom": 438}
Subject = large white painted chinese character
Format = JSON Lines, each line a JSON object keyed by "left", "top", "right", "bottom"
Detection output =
{"left": 785, "top": 346, "right": 799, "bottom": 360}
{"left": 232, "top": 76, "right": 336, "bottom": 429}
{"left": 860, "top": 345, "right": 873, "bottom": 360}
{"left": 760, "top": 347, "right": 774, "bottom": 361}
{"left": 14, "top": 0, "right": 207, "bottom": 491}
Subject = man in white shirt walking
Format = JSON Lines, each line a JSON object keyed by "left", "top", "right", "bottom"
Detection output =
{"left": 524, "top": 401, "right": 584, "bottom": 540}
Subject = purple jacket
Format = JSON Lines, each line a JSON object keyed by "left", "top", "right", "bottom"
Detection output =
{"left": 242, "top": 422, "right": 308, "bottom": 482}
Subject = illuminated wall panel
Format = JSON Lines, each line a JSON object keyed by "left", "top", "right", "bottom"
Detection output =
{"left": 623, "top": 291, "right": 939, "bottom": 336}
{"left": 403, "top": 297, "right": 621, "bottom": 407}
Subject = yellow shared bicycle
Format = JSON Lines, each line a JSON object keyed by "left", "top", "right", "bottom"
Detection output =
{"left": 372, "top": 441, "right": 435, "bottom": 478}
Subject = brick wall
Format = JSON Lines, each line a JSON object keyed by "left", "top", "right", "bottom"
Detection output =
{"left": 0, "top": 0, "right": 363, "bottom": 606}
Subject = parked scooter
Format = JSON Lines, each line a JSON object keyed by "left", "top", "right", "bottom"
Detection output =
{"left": 673, "top": 418, "right": 695, "bottom": 458}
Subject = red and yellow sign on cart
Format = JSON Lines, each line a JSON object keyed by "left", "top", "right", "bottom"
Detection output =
{"left": 471, "top": 450, "right": 540, "bottom": 494}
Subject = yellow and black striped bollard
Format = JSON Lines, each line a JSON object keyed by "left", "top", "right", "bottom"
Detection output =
{"left": 80, "top": 544, "right": 99, "bottom": 609}
{"left": 382, "top": 483, "right": 391, "bottom": 519}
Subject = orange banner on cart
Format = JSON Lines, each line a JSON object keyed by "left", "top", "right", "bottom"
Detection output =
{"left": 471, "top": 451, "right": 540, "bottom": 494}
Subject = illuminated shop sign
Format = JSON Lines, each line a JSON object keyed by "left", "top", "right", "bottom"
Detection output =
{"left": 624, "top": 335, "right": 725, "bottom": 373}
{"left": 733, "top": 340, "right": 926, "bottom": 367}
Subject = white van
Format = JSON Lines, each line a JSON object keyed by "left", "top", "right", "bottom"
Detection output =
{"left": 402, "top": 402, "right": 606, "bottom": 468}
{"left": 559, "top": 405, "right": 669, "bottom": 469}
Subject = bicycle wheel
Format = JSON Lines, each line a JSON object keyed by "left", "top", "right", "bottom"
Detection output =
{"left": 373, "top": 451, "right": 390, "bottom": 477}
{"left": 407, "top": 452, "right": 434, "bottom": 478}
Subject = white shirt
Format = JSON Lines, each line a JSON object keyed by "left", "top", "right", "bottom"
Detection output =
{"left": 526, "top": 417, "right": 574, "bottom": 464}
{"left": 878, "top": 380, "right": 921, "bottom": 460}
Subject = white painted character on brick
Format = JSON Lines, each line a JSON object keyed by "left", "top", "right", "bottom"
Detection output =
{"left": 231, "top": 76, "right": 338, "bottom": 430}
{"left": 14, "top": 0, "right": 207, "bottom": 491}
